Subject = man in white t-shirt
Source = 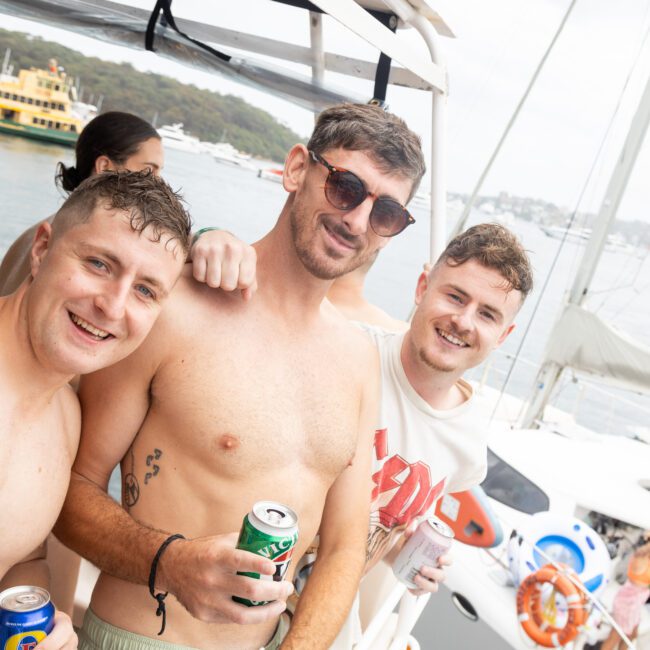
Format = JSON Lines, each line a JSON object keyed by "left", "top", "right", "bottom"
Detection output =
{"left": 337, "top": 223, "right": 533, "bottom": 642}
{"left": 364, "top": 223, "right": 532, "bottom": 566}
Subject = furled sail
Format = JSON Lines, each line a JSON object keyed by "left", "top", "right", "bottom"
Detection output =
{"left": 544, "top": 303, "right": 650, "bottom": 395}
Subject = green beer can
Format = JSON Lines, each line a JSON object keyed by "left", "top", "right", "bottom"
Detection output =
{"left": 233, "top": 500, "right": 299, "bottom": 606}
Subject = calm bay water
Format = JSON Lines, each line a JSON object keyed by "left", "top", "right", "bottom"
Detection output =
{"left": 2, "top": 131, "right": 649, "bottom": 440}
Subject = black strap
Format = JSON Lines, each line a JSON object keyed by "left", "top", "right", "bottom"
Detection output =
{"left": 145, "top": 0, "right": 231, "bottom": 63}
{"left": 148, "top": 534, "right": 186, "bottom": 636}
{"left": 372, "top": 12, "right": 398, "bottom": 106}
{"left": 272, "top": 0, "right": 397, "bottom": 106}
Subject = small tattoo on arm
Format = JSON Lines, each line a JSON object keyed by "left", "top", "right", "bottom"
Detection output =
{"left": 146, "top": 448, "right": 162, "bottom": 466}
{"left": 144, "top": 448, "right": 163, "bottom": 485}
{"left": 124, "top": 473, "right": 140, "bottom": 507}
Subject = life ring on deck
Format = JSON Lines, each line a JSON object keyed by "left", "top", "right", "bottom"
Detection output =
{"left": 507, "top": 512, "right": 610, "bottom": 597}
{"left": 516, "top": 563, "right": 588, "bottom": 648}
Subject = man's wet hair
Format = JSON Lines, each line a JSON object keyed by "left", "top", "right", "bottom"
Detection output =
{"left": 52, "top": 171, "right": 192, "bottom": 255}
{"left": 307, "top": 103, "right": 426, "bottom": 201}
{"left": 436, "top": 223, "right": 533, "bottom": 299}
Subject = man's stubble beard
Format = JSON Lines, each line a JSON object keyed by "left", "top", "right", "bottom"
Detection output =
{"left": 289, "top": 201, "right": 374, "bottom": 281}
{"left": 418, "top": 346, "right": 457, "bottom": 374}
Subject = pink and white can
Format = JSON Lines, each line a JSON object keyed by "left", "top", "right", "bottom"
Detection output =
{"left": 392, "top": 516, "right": 454, "bottom": 589}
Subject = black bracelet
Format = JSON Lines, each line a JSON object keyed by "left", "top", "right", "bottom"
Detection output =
{"left": 148, "top": 534, "right": 186, "bottom": 635}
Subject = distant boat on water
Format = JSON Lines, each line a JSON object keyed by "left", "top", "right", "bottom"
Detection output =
{"left": 157, "top": 122, "right": 203, "bottom": 154}
{"left": 540, "top": 224, "right": 639, "bottom": 255}
{"left": 257, "top": 167, "right": 284, "bottom": 183}
{"left": 0, "top": 54, "right": 95, "bottom": 147}
{"left": 207, "top": 141, "right": 257, "bottom": 170}
{"left": 157, "top": 124, "right": 259, "bottom": 170}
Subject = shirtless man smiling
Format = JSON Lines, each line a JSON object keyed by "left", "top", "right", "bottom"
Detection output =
{"left": 54, "top": 103, "right": 426, "bottom": 650}
{"left": 0, "top": 171, "right": 192, "bottom": 648}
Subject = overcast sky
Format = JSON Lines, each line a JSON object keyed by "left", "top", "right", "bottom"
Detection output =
{"left": 2, "top": 0, "right": 650, "bottom": 220}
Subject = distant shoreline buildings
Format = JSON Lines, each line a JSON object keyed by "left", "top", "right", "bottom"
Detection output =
{"left": 450, "top": 190, "right": 650, "bottom": 250}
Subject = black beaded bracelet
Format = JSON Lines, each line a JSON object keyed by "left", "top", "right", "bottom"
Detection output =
{"left": 148, "top": 533, "right": 186, "bottom": 635}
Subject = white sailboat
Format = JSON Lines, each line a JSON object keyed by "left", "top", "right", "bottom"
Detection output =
{"left": 406, "top": 32, "right": 650, "bottom": 650}
{"left": 1, "top": 2, "right": 649, "bottom": 649}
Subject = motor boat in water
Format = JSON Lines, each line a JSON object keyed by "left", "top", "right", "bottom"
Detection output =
{"left": 157, "top": 122, "right": 203, "bottom": 154}
{"left": 207, "top": 141, "right": 257, "bottom": 170}
{"left": 540, "top": 225, "right": 639, "bottom": 256}
{"left": 258, "top": 167, "right": 284, "bottom": 183}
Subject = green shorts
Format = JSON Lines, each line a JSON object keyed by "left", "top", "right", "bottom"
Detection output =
{"left": 78, "top": 607, "right": 290, "bottom": 650}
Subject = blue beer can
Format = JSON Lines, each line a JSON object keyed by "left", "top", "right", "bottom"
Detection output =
{"left": 0, "top": 586, "right": 54, "bottom": 650}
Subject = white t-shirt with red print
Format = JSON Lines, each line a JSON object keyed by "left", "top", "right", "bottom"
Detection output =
{"left": 296, "top": 323, "right": 489, "bottom": 648}
{"left": 360, "top": 323, "right": 488, "bottom": 568}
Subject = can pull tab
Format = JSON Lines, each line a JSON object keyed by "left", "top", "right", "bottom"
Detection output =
{"left": 17, "top": 594, "right": 39, "bottom": 605}
{"left": 266, "top": 508, "right": 286, "bottom": 525}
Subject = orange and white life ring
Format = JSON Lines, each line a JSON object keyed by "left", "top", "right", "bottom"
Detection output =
{"left": 516, "top": 563, "right": 589, "bottom": 647}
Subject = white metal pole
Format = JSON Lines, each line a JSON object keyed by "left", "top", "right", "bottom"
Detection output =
{"left": 568, "top": 71, "right": 650, "bottom": 306}
{"left": 356, "top": 582, "right": 407, "bottom": 650}
{"left": 408, "top": 11, "right": 447, "bottom": 262}
{"left": 388, "top": 592, "right": 430, "bottom": 650}
{"left": 309, "top": 11, "right": 325, "bottom": 86}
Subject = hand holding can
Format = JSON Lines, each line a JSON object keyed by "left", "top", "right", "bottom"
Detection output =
{"left": 0, "top": 586, "right": 54, "bottom": 648}
{"left": 392, "top": 516, "right": 454, "bottom": 589}
{"left": 233, "top": 501, "right": 299, "bottom": 607}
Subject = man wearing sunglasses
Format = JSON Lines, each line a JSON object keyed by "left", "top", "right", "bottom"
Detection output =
{"left": 198, "top": 222, "right": 532, "bottom": 648}
{"left": 54, "top": 103, "right": 426, "bottom": 650}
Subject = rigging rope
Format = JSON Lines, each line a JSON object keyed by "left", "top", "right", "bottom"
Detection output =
{"left": 490, "top": 20, "right": 650, "bottom": 422}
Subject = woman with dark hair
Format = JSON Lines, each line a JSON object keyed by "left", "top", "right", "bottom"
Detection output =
{"left": 0, "top": 111, "right": 164, "bottom": 295}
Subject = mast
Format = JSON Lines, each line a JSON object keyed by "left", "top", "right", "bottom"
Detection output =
{"left": 521, "top": 72, "right": 650, "bottom": 428}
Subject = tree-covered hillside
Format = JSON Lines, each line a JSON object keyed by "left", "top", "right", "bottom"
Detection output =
{"left": 0, "top": 29, "right": 303, "bottom": 162}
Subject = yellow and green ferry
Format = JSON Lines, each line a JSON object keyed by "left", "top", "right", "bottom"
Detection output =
{"left": 0, "top": 58, "right": 88, "bottom": 147}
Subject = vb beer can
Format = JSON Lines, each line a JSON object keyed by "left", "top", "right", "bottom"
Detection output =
{"left": 233, "top": 500, "right": 299, "bottom": 606}
{"left": 0, "top": 586, "right": 54, "bottom": 650}
{"left": 392, "top": 516, "right": 454, "bottom": 589}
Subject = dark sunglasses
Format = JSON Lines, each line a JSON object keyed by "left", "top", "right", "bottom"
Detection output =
{"left": 309, "top": 150, "right": 415, "bottom": 237}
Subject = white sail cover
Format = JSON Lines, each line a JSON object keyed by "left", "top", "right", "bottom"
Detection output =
{"left": 546, "top": 303, "right": 650, "bottom": 394}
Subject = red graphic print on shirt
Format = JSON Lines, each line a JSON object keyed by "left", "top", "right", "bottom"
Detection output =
{"left": 367, "top": 428, "right": 445, "bottom": 565}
